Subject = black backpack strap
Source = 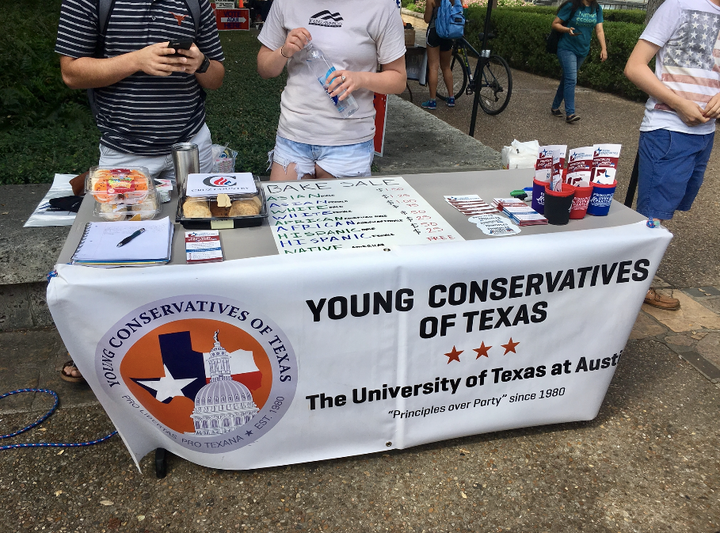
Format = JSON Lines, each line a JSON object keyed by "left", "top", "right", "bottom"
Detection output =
{"left": 88, "top": 0, "right": 116, "bottom": 118}
{"left": 624, "top": 150, "right": 640, "bottom": 207}
{"left": 96, "top": 0, "right": 199, "bottom": 56}
{"left": 95, "top": 0, "right": 116, "bottom": 58}
{"left": 186, "top": 0, "right": 201, "bottom": 35}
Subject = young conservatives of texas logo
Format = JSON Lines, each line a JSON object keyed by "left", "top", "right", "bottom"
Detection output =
{"left": 95, "top": 295, "right": 297, "bottom": 453}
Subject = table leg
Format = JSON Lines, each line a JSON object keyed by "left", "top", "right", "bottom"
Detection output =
{"left": 155, "top": 448, "right": 168, "bottom": 478}
{"left": 624, "top": 150, "right": 639, "bottom": 208}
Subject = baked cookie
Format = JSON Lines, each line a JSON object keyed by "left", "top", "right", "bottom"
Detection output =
{"left": 183, "top": 197, "right": 212, "bottom": 218}
{"left": 229, "top": 200, "right": 260, "bottom": 217}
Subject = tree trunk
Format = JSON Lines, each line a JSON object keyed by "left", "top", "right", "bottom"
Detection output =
{"left": 644, "top": 0, "right": 666, "bottom": 24}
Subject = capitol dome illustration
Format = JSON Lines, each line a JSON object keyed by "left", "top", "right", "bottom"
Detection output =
{"left": 190, "top": 332, "right": 259, "bottom": 436}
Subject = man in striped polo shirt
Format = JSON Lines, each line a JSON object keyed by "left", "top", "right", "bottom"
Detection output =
{"left": 55, "top": 0, "right": 225, "bottom": 179}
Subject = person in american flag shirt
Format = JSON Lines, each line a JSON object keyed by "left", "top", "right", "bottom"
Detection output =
{"left": 625, "top": 0, "right": 720, "bottom": 311}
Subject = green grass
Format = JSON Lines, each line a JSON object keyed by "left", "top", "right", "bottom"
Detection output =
{"left": 0, "top": 0, "right": 285, "bottom": 185}
{"left": 206, "top": 32, "right": 286, "bottom": 179}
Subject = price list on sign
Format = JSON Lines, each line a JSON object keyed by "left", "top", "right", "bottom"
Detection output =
{"left": 263, "top": 177, "right": 464, "bottom": 255}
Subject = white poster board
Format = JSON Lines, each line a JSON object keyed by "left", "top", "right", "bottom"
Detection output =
{"left": 264, "top": 176, "right": 464, "bottom": 254}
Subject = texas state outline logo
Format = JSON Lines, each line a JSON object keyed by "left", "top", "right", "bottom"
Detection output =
{"left": 95, "top": 295, "right": 297, "bottom": 453}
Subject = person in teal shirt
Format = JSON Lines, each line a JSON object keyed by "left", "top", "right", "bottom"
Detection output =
{"left": 550, "top": 0, "right": 607, "bottom": 123}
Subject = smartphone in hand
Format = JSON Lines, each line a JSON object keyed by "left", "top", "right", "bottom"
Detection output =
{"left": 168, "top": 39, "right": 193, "bottom": 56}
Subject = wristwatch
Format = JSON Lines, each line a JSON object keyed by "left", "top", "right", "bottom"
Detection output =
{"left": 196, "top": 54, "right": 210, "bottom": 74}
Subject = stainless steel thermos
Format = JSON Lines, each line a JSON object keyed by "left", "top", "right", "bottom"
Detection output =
{"left": 171, "top": 142, "right": 200, "bottom": 193}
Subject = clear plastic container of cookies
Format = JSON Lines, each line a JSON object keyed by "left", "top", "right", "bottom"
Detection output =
{"left": 85, "top": 166, "right": 161, "bottom": 221}
{"left": 176, "top": 175, "right": 266, "bottom": 229}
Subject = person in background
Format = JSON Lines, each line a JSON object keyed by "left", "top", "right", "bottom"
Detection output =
{"left": 256, "top": 0, "right": 406, "bottom": 181}
{"left": 550, "top": 0, "right": 607, "bottom": 123}
{"left": 55, "top": 0, "right": 225, "bottom": 382}
{"left": 624, "top": 0, "right": 720, "bottom": 311}
{"left": 421, "top": 0, "right": 455, "bottom": 111}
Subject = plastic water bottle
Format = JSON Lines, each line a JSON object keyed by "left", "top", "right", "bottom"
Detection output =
{"left": 305, "top": 43, "right": 359, "bottom": 118}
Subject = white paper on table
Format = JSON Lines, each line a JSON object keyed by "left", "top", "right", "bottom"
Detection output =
{"left": 24, "top": 173, "right": 78, "bottom": 227}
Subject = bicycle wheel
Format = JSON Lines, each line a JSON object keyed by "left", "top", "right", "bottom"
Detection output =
{"left": 478, "top": 55, "right": 512, "bottom": 115}
{"left": 435, "top": 52, "right": 468, "bottom": 102}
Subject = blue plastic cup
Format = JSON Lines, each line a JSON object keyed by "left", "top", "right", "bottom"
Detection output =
{"left": 531, "top": 179, "right": 548, "bottom": 214}
{"left": 586, "top": 180, "right": 617, "bottom": 216}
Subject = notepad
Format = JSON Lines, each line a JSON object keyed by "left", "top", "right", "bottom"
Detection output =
{"left": 71, "top": 217, "right": 174, "bottom": 266}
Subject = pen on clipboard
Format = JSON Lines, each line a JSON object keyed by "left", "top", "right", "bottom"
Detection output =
{"left": 116, "top": 228, "right": 146, "bottom": 247}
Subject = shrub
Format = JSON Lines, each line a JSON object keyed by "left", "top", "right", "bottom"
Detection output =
{"left": 512, "top": 5, "right": 645, "bottom": 24}
{"left": 466, "top": 0, "right": 533, "bottom": 7}
{"left": 0, "top": 0, "right": 86, "bottom": 130}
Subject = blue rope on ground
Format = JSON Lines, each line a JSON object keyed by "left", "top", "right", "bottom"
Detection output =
{"left": 0, "top": 388, "right": 117, "bottom": 450}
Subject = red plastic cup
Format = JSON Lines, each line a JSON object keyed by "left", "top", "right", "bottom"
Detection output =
{"left": 569, "top": 183, "right": 593, "bottom": 219}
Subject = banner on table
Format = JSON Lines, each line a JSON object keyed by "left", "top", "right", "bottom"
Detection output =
{"left": 48, "top": 221, "right": 671, "bottom": 471}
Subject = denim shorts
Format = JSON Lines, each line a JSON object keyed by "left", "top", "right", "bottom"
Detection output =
{"left": 636, "top": 129, "right": 714, "bottom": 220}
{"left": 270, "top": 135, "right": 374, "bottom": 179}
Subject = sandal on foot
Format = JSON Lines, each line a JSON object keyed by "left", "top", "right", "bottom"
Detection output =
{"left": 60, "top": 360, "right": 85, "bottom": 383}
{"left": 551, "top": 108, "right": 563, "bottom": 117}
{"left": 644, "top": 288, "right": 680, "bottom": 311}
{"left": 566, "top": 114, "right": 580, "bottom": 123}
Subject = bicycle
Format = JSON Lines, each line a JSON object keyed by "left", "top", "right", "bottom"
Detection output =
{"left": 434, "top": 33, "right": 512, "bottom": 116}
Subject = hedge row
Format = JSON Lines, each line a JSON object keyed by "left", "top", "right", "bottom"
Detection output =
{"left": 0, "top": 0, "right": 87, "bottom": 129}
{"left": 515, "top": 5, "right": 646, "bottom": 24}
{"left": 464, "top": 6, "right": 648, "bottom": 102}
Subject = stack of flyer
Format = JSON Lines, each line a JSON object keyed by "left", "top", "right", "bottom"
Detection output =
{"left": 444, "top": 195, "right": 496, "bottom": 215}
{"left": 185, "top": 230, "right": 223, "bottom": 264}
{"left": 492, "top": 198, "right": 548, "bottom": 226}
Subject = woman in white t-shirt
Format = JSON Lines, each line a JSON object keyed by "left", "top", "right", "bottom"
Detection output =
{"left": 257, "top": 0, "right": 406, "bottom": 181}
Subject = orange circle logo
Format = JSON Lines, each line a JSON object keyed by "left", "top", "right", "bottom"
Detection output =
{"left": 96, "top": 295, "right": 297, "bottom": 453}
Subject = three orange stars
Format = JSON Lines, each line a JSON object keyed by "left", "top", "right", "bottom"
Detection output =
{"left": 444, "top": 338, "right": 519, "bottom": 363}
